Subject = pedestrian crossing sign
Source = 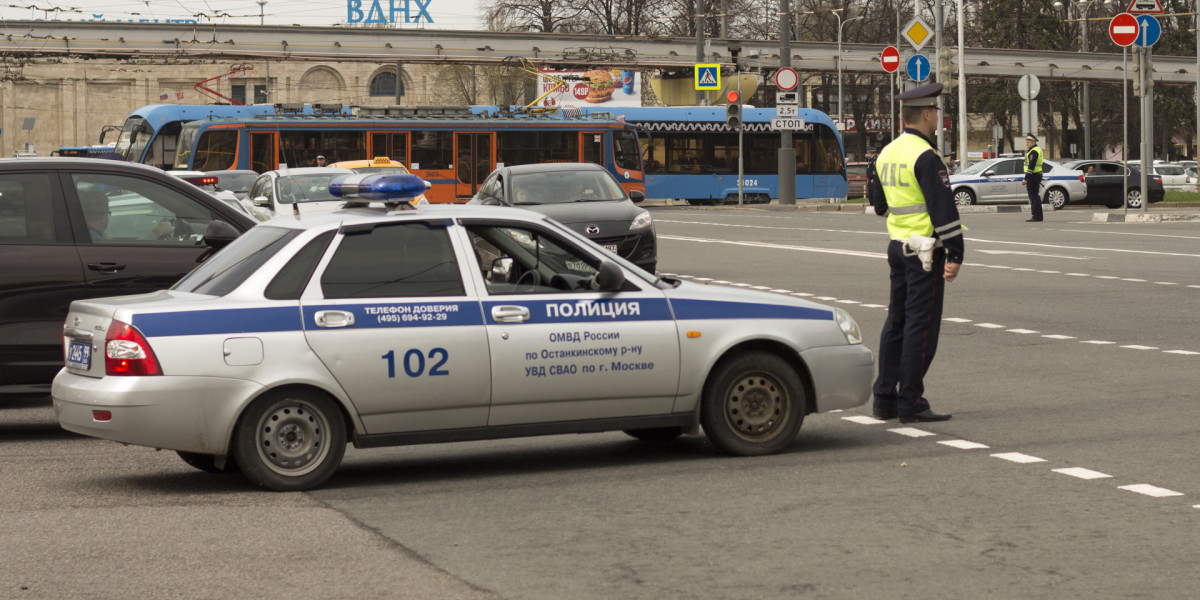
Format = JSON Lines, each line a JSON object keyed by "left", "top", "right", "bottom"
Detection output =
{"left": 695, "top": 64, "right": 720, "bottom": 91}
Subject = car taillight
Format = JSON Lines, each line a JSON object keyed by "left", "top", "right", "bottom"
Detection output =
{"left": 1154, "top": 176, "right": 1162, "bottom": 184}
{"left": 105, "top": 320, "right": 162, "bottom": 376}
{"left": 1079, "top": 174, "right": 1084, "bottom": 182}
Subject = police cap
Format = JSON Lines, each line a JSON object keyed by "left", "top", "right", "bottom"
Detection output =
{"left": 896, "top": 82, "right": 943, "bottom": 107}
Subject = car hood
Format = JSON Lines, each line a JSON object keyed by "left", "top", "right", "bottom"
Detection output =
{"left": 521, "top": 200, "right": 645, "bottom": 237}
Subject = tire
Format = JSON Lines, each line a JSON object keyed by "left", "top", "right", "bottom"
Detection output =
{"left": 1126, "top": 188, "right": 1143, "bottom": 209}
{"left": 177, "top": 451, "right": 235, "bottom": 474}
{"left": 232, "top": 389, "right": 347, "bottom": 492}
{"left": 953, "top": 188, "right": 975, "bottom": 206}
{"left": 700, "top": 351, "right": 806, "bottom": 456}
{"left": 1046, "top": 186, "right": 1068, "bottom": 210}
{"left": 624, "top": 427, "right": 685, "bottom": 442}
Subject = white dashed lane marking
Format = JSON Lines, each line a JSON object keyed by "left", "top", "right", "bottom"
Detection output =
{"left": 888, "top": 427, "right": 937, "bottom": 438}
{"left": 992, "top": 452, "right": 1047, "bottom": 464}
{"left": 663, "top": 272, "right": 1200, "bottom": 359}
{"left": 1054, "top": 468, "right": 1112, "bottom": 480}
{"left": 834, "top": 416, "right": 1191, "bottom": 508}
{"left": 938, "top": 440, "right": 990, "bottom": 450}
{"left": 1119, "top": 484, "right": 1184, "bottom": 498}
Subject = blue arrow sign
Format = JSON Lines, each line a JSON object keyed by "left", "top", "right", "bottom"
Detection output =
{"left": 1133, "top": 15, "right": 1160, "bottom": 47}
{"left": 906, "top": 55, "right": 930, "bottom": 82}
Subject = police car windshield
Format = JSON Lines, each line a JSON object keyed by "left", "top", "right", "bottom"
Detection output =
{"left": 172, "top": 226, "right": 301, "bottom": 296}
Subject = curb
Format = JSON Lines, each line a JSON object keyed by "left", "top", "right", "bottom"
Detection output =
{"left": 1092, "top": 212, "right": 1200, "bottom": 223}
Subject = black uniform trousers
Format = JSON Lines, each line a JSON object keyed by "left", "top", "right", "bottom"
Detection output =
{"left": 873, "top": 240, "right": 947, "bottom": 417}
{"left": 1025, "top": 172, "right": 1044, "bottom": 220}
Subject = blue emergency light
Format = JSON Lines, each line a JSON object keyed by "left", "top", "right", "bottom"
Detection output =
{"left": 329, "top": 173, "right": 427, "bottom": 202}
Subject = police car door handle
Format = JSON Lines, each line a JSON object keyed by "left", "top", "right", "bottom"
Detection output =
{"left": 87, "top": 262, "right": 126, "bottom": 273}
{"left": 491, "top": 305, "right": 530, "bottom": 323}
{"left": 314, "top": 310, "right": 356, "bottom": 328}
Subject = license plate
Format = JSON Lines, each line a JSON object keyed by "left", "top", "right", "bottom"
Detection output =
{"left": 603, "top": 244, "right": 618, "bottom": 254}
{"left": 67, "top": 341, "right": 92, "bottom": 370}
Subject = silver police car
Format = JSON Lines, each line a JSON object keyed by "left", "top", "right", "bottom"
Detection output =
{"left": 950, "top": 157, "right": 1087, "bottom": 210}
{"left": 53, "top": 175, "right": 874, "bottom": 491}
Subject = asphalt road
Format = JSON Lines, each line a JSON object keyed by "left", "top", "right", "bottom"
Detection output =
{"left": 3, "top": 205, "right": 1199, "bottom": 599}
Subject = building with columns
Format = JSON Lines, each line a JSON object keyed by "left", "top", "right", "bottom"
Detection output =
{"left": 0, "top": 58, "right": 433, "bottom": 157}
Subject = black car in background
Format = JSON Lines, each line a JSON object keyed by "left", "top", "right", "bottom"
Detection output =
{"left": 1060, "top": 160, "right": 1165, "bottom": 209}
{"left": 469, "top": 163, "right": 657, "bottom": 273}
{"left": 0, "top": 158, "right": 255, "bottom": 397}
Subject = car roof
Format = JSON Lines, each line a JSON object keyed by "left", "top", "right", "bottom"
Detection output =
{"left": 331, "top": 158, "right": 405, "bottom": 168}
{"left": 266, "top": 167, "right": 355, "bottom": 177}
{"left": 265, "top": 203, "right": 546, "bottom": 232}
{"left": 0, "top": 157, "right": 167, "bottom": 174}
{"left": 500, "top": 162, "right": 608, "bottom": 175}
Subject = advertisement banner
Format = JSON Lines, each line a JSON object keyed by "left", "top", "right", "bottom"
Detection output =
{"left": 537, "top": 68, "right": 642, "bottom": 108}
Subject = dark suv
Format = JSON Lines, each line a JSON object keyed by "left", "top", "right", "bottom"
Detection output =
{"left": 0, "top": 158, "right": 255, "bottom": 397}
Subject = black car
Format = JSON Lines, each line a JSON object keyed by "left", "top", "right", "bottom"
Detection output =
{"left": 469, "top": 163, "right": 656, "bottom": 273}
{"left": 1060, "top": 160, "right": 1165, "bottom": 209}
{"left": 0, "top": 158, "right": 255, "bottom": 397}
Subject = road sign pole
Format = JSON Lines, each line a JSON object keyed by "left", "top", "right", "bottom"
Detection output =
{"left": 778, "top": 0, "right": 795, "bottom": 205}
{"left": 1123, "top": 45, "right": 1128, "bottom": 214}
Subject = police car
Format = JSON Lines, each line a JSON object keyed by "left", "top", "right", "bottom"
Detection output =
{"left": 950, "top": 157, "right": 1087, "bottom": 210}
{"left": 52, "top": 174, "right": 874, "bottom": 491}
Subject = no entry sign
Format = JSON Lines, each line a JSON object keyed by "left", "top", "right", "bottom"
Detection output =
{"left": 1110, "top": 13, "right": 1138, "bottom": 47}
{"left": 881, "top": 46, "right": 900, "bottom": 73}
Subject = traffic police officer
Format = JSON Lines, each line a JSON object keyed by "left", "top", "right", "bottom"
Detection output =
{"left": 1021, "top": 134, "right": 1044, "bottom": 222}
{"left": 865, "top": 82, "right": 963, "bottom": 423}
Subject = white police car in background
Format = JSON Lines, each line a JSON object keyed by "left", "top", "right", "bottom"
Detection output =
{"left": 950, "top": 157, "right": 1087, "bottom": 210}
{"left": 53, "top": 174, "right": 874, "bottom": 491}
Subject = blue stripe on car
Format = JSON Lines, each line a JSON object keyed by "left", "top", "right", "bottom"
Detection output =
{"left": 670, "top": 299, "right": 832, "bottom": 321}
{"left": 133, "top": 307, "right": 303, "bottom": 337}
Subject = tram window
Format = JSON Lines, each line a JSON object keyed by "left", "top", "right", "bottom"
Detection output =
{"left": 412, "top": 131, "right": 453, "bottom": 170}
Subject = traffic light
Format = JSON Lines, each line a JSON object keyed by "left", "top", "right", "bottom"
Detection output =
{"left": 725, "top": 90, "right": 742, "bottom": 129}
{"left": 938, "top": 47, "right": 959, "bottom": 91}
{"left": 1132, "top": 48, "right": 1141, "bottom": 97}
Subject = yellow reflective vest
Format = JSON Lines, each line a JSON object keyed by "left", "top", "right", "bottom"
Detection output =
{"left": 876, "top": 133, "right": 935, "bottom": 239}
{"left": 1025, "top": 145, "right": 1043, "bottom": 174}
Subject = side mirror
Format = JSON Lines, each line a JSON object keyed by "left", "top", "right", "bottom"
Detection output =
{"left": 982, "top": 170, "right": 996, "bottom": 177}
{"left": 629, "top": 189, "right": 645, "bottom": 203}
{"left": 491, "top": 257, "right": 514, "bottom": 282}
{"left": 592, "top": 260, "right": 625, "bottom": 292}
{"left": 202, "top": 219, "right": 240, "bottom": 249}
{"left": 253, "top": 195, "right": 270, "bottom": 207}
{"left": 481, "top": 197, "right": 503, "bottom": 207}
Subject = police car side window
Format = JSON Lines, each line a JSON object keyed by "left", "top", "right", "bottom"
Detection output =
{"left": 265, "top": 231, "right": 335, "bottom": 300}
{"left": 321, "top": 222, "right": 464, "bottom": 299}
{"left": 465, "top": 224, "right": 601, "bottom": 295}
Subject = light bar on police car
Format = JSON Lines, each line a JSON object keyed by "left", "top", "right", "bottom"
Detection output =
{"left": 329, "top": 173, "right": 427, "bottom": 202}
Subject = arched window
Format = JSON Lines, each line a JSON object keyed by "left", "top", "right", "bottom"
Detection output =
{"left": 369, "top": 71, "right": 405, "bottom": 97}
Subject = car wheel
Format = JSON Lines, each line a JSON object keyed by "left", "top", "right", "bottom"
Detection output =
{"left": 1046, "top": 187, "right": 1068, "bottom": 210}
{"left": 700, "top": 351, "right": 806, "bottom": 456}
{"left": 624, "top": 427, "right": 685, "bottom": 442}
{"left": 177, "top": 451, "right": 236, "bottom": 473}
{"left": 953, "top": 188, "right": 975, "bottom": 206}
{"left": 232, "top": 389, "right": 346, "bottom": 491}
{"left": 1126, "top": 188, "right": 1143, "bottom": 209}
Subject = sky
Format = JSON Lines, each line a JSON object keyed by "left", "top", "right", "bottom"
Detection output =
{"left": 0, "top": 0, "right": 486, "bottom": 30}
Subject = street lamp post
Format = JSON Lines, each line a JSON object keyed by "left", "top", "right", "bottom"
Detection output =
{"left": 835, "top": 11, "right": 865, "bottom": 129}
{"left": 1055, "top": 0, "right": 1112, "bottom": 159}
{"left": 257, "top": 0, "right": 270, "bottom": 104}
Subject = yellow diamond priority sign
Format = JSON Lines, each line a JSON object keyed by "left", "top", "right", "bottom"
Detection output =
{"left": 695, "top": 64, "right": 720, "bottom": 91}
{"left": 903, "top": 18, "right": 932, "bottom": 51}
